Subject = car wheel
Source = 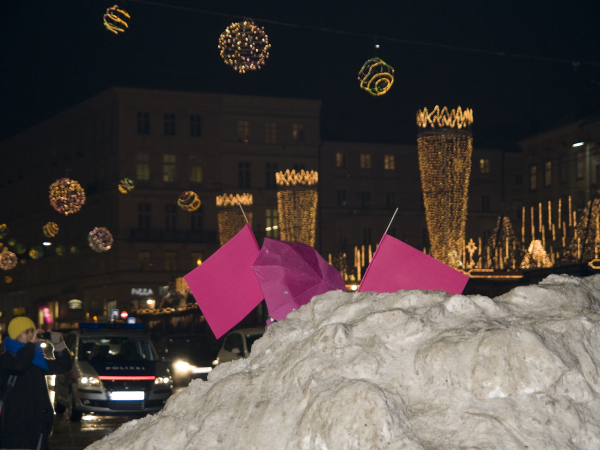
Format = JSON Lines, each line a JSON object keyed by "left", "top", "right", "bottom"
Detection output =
{"left": 67, "top": 388, "right": 83, "bottom": 422}
{"left": 53, "top": 391, "right": 66, "bottom": 414}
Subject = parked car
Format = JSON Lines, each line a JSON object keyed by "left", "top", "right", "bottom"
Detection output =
{"left": 54, "top": 323, "right": 173, "bottom": 422}
{"left": 213, "top": 327, "right": 264, "bottom": 366}
{"left": 156, "top": 334, "right": 217, "bottom": 385}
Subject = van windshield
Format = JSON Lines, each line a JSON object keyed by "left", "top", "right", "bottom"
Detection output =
{"left": 79, "top": 337, "right": 159, "bottom": 362}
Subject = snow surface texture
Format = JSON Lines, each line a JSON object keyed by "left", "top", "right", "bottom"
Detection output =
{"left": 88, "top": 274, "right": 600, "bottom": 450}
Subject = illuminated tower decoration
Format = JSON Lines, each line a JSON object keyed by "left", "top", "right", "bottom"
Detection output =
{"left": 218, "top": 19, "right": 271, "bottom": 73}
{"left": 357, "top": 58, "right": 394, "bottom": 96}
{"left": 216, "top": 194, "right": 253, "bottom": 246}
{"left": 276, "top": 170, "right": 318, "bottom": 247}
{"left": 416, "top": 106, "right": 474, "bottom": 268}
{"left": 564, "top": 198, "right": 600, "bottom": 263}
{"left": 486, "top": 216, "right": 524, "bottom": 270}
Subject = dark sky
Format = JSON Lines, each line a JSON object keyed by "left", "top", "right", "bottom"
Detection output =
{"left": 1, "top": 0, "right": 600, "bottom": 149}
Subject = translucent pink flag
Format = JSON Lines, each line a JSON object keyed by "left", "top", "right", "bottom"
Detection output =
{"left": 358, "top": 234, "right": 469, "bottom": 295}
{"left": 183, "top": 224, "right": 264, "bottom": 339}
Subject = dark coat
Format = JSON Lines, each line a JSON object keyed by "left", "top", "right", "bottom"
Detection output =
{"left": 0, "top": 343, "right": 72, "bottom": 449}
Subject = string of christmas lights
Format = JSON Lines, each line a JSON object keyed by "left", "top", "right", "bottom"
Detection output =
{"left": 29, "top": 246, "right": 44, "bottom": 260}
{"left": 417, "top": 106, "right": 474, "bottom": 129}
{"left": 88, "top": 227, "right": 114, "bottom": 252}
{"left": 0, "top": 248, "right": 18, "bottom": 270}
{"left": 177, "top": 191, "right": 201, "bottom": 212}
{"left": 216, "top": 193, "right": 253, "bottom": 207}
{"left": 218, "top": 19, "right": 271, "bottom": 73}
{"left": 276, "top": 170, "right": 318, "bottom": 247}
{"left": 104, "top": 5, "right": 131, "bottom": 34}
{"left": 358, "top": 58, "right": 394, "bottom": 96}
{"left": 118, "top": 178, "right": 135, "bottom": 194}
{"left": 49, "top": 178, "right": 86, "bottom": 215}
{"left": 42, "top": 222, "right": 59, "bottom": 238}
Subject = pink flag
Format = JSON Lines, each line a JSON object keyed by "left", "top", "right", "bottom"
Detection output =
{"left": 358, "top": 234, "right": 469, "bottom": 295}
{"left": 184, "top": 224, "right": 264, "bottom": 339}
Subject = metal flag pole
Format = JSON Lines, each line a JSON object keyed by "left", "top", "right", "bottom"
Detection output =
{"left": 383, "top": 207, "right": 398, "bottom": 237}
{"left": 238, "top": 200, "right": 249, "bottom": 224}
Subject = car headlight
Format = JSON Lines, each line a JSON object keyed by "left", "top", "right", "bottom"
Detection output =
{"left": 212, "top": 357, "right": 219, "bottom": 366}
{"left": 174, "top": 360, "right": 191, "bottom": 373}
{"left": 79, "top": 376, "right": 101, "bottom": 387}
{"left": 154, "top": 376, "right": 171, "bottom": 385}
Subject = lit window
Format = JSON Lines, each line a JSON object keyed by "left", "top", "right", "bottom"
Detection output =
{"left": 190, "top": 115, "right": 202, "bottom": 137}
{"left": 335, "top": 152, "right": 345, "bottom": 168}
{"left": 544, "top": 161, "right": 552, "bottom": 187}
{"left": 164, "top": 113, "right": 176, "bottom": 136}
{"left": 163, "top": 154, "right": 176, "bottom": 182}
{"left": 265, "top": 122, "right": 277, "bottom": 144}
{"left": 360, "top": 154, "right": 371, "bottom": 170}
{"left": 292, "top": 123, "right": 305, "bottom": 144}
{"left": 137, "top": 153, "right": 150, "bottom": 181}
{"left": 530, "top": 165, "right": 537, "bottom": 190}
{"left": 190, "top": 156, "right": 202, "bottom": 183}
{"left": 265, "top": 209, "right": 279, "bottom": 238}
{"left": 237, "top": 120, "right": 250, "bottom": 143}
{"left": 479, "top": 159, "right": 490, "bottom": 174}
{"left": 577, "top": 151, "right": 584, "bottom": 179}
{"left": 165, "top": 251, "right": 177, "bottom": 271}
{"left": 384, "top": 155, "right": 395, "bottom": 170}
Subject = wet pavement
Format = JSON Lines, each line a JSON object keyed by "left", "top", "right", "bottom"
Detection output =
{"left": 48, "top": 413, "right": 137, "bottom": 450}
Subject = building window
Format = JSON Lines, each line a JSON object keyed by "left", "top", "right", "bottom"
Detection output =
{"left": 164, "top": 113, "right": 176, "bottom": 136}
{"left": 338, "top": 227, "right": 348, "bottom": 245}
{"left": 137, "top": 112, "right": 150, "bottom": 134}
{"left": 265, "top": 163, "right": 278, "bottom": 189}
{"left": 385, "top": 192, "right": 395, "bottom": 208}
{"left": 191, "top": 208, "right": 203, "bottom": 231}
{"left": 360, "top": 191, "right": 371, "bottom": 208}
{"left": 479, "top": 159, "right": 490, "bottom": 174}
{"left": 360, "top": 154, "right": 372, "bottom": 170}
{"left": 163, "top": 154, "right": 176, "bottom": 182}
{"left": 515, "top": 173, "right": 523, "bottom": 185}
{"left": 190, "top": 155, "right": 202, "bottom": 183}
{"left": 422, "top": 228, "right": 429, "bottom": 249}
{"left": 363, "top": 227, "right": 372, "bottom": 245}
{"left": 191, "top": 252, "right": 203, "bottom": 269}
{"left": 138, "top": 251, "right": 151, "bottom": 270}
{"left": 544, "top": 160, "right": 552, "bottom": 187}
{"left": 265, "top": 209, "right": 279, "bottom": 238}
{"left": 137, "top": 153, "right": 150, "bottom": 181}
{"left": 165, "top": 204, "right": 177, "bottom": 231}
{"left": 265, "top": 122, "right": 277, "bottom": 144}
{"left": 530, "top": 165, "right": 537, "bottom": 190}
{"left": 165, "top": 251, "right": 177, "bottom": 271}
{"left": 577, "top": 151, "right": 585, "bottom": 179}
{"left": 384, "top": 155, "right": 395, "bottom": 170}
{"left": 237, "top": 120, "right": 249, "bottom": 143}
{"left": 138, "top": 203, "right": 151, "bottom": 230}
{"left": 292, "top": 123, "right": 305, "bottom": 144}
{"left": 335, "top": 152, "right": 345, "bottom": 168}
{"left": 337, "top": 189, "right": 347, "bottom": 206}
{"left": 481, "top": 194, "right": 491, "bottom": 211}
{"left": 190, "top": 115, "right": 202, "bottom": 137}
{"left": 559, "top": 155, "right": 568, "bottom": 184}
{"left": 238, "top": 162, "right": 251, "bottom": 188}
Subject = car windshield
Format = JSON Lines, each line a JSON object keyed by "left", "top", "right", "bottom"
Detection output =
{"left": 245, "top": 334, "right": 263, "bottom": 352}
{"left": 79, "top": 337, "right": 159, "bottom": 362}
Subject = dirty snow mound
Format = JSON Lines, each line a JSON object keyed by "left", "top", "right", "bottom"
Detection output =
{"left": 87, "top": 274, "right": 600, "bottom": 450}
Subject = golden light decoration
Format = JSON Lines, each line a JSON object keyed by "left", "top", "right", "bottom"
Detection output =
{"left": 175, "top": 277, "right": 190, "bottom": 298}
{"left": 357, "top": 58, "right": 394, "bottom": 96}
{"left": 42, "top": 222, "right": 59, "bottom": 238}
{"left": 417, "top": 107, "right": 472, "bottom": 268}
{"left": 564, "top": 198, "right": 600, "bottom": 263}
{"left": 216, "top": 193, "right": 253, "bottom": 246}
{"left": 521, "top": 240, "right": 553, "bottom": 269}
{"left": 276, "top": 170, "right": 318, "bottom": 247}
{"left": 49, "top": 178, "right": 86, "bottom": 215}
{"left": 177, "top": 191, "right": 201, "bottom": 212}
{"left": 7, "top": 238, "right": 16, "bottom": 247}
{"left": 0, "top": 224, "right": 9, "bottom": 238}
{"left": 70, "top": 246, "right": 79, "bottom": 255}
{"left": 4, "top": 276, "right": 12, "bottom": 284}
{"left": 29, "top": 246, "right": 43, "bottom": 260}
{"left": 0, "top": 248, "right": 18, "bottom": 270}
{"left": 88, "top": 227, "right": 113, "bottom": 253}
{"left": 416, "top": 105, "right": 474, "bottom": 130}
{"left": 218, "top": 19, "right": 271, "bottom": 73}
{"left": 485, "top": 217, "right": 524, "bottom": 271}
{"left": 118, "top": 178, "right": 135, "bottom": 194}
{"left": 103, "top": 5, "right": 130, "bottom": 34}
{"left": 55, "top": 245, "right": 66, "bottom": 257}
{"left": 15, "top": 243, "right": 26, "bottom": 255}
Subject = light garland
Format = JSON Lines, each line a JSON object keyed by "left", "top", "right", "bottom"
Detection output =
{"left": 49, "top": 178, "right": 86, "bottom": 215}
{"left": 357, "top": 58, "right": 394, "bottom": 96}
{"left": 70, "top": 246, "right": 79, "bottom": 255}
{"left": 216, "top": 193, "right": 253, "bottom": 246}
{"left": 275, "top": 169, "right": 318, "bottom": 187}
{"left": 15, "top": 243, "right": 26, "bottom": 255}
{"left": 416, "top": 105, "right": 474, "bottom": 129}
{"left": 218, "top": 19, "right": 271, "bottom": 73}
{"left": 88, "top": 227, "right": 114, "bottom": 253}
{"left": 564, "top": 198, "right": 600, "bottom": 263}
{"left": 521, "top": 240, "right": 553, "bottom": 269}
{"left": 486, "top": 217, "right": 523, "bottom": 270}
{"left": 42, "top": 222, "right": 59, "bottom": 238}
{"left": 175, "top": 277, "right": 190, "bottom": 298}
{"left": 118, "top": 178, "right": 135, "bottom": 194}
{"left": 216, "top": 193, "right": 253, "bottom": 207}
{"left": 7, "top": 238, "right": 16, "bottom": 247}
{"left": 0, "top": 248, "right": 17, "bottom": 270}
{"left": 55, "top": 245, "right": 66, "bottom": 257}
{"left": 276, "top": 170, "right": 318, "bottom": 247}
{"left": 29, "top": 246, "right": 44, "bottom": 260}
{"left": 177, "top": 191, "right": 201, "bottom": 212}
{"left": 0, "top": 224, "right": 9, "bottom": 238}
{"left": 417, "top": 109, "right": 473, "bottom": 268}
{"left": 4, "top": 276, "right": 11, "bottom": 284}
{"left": 104, "top": 5, "right": 130, "bottom": 34}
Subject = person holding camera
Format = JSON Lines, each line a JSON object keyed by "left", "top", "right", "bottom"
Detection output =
{"left": 0, "top": 317, "right": 72, "bottom": 450}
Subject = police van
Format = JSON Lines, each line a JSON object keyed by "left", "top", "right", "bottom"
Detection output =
{"left": 54, "top": 323, "right": 173, "bottom": 421}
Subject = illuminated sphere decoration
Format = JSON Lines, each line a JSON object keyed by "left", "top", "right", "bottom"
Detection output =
{"left": 118, "top": 178, "right": 135, "bottom": 194}
{"left": 29, "top": 246, "right": 44, "bottom": 260}
{"left": 42, "top": 222, "right": 59, "bottom": 238}
{"left": 276, "top": 170, "right": 319, "bottom": 247}
{"left": 5, "top": 276, "right": 12, "bottom": 284}
{"left": 7, "top": 238, "right": 16, "bottom": 247}
{"left": 0, "top": 224, "right": 9, "bottom": 237}
{"left": 0, "top": 248, "right": 18, "bottom": 270}
{"left": 177, "top": 191, "right": 201, "bottom": 212}
{"left": 49, "top": 178, "right": 86, "bottom": 215}
{"left": 55, "top": 245, "right": 66, "bottom": 257}
{"left": 357, "top": 58, "right": 395, "bottom": 96}
{"left": 70, "top": 246, "right": 79, "bottom": 255}
{"left": 88, "top": 227, "right": 114, "bottom": 253}
{"left": 218, "top": 19, "right": 271, "bottom": 73}
{"left": 19, "top": 259, "right": 26, "bottom": 265}
{"left": 103, "top": 5, "right": 130, "bottom": 34}
{"left": 216, "top": 193, "right": 253, "bottom": 246}
{"left": 15, "top": 243, "right": 26, "bottom": 255}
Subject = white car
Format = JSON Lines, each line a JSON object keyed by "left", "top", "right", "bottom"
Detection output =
{"left": 213, "top": 328, "right": 264, "bottom": 366}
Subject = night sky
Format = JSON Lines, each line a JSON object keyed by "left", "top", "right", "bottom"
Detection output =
{"left": 1, "top": 0, "right": 599, "bottom": 149}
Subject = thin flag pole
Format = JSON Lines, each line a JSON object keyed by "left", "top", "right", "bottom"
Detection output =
{"left": 383, "top": 208, "right": 398, "bottom": 237}
{"left": 238, "top": 200, "right": 249, "bottom": 224}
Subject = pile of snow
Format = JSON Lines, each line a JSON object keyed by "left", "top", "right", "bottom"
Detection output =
{"left": 88, "top": 274, "right": 600, "bottom": 450}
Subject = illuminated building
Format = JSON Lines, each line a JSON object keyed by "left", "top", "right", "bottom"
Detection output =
{"left": 276, "top": 170, "right": 318, "bottom": 246}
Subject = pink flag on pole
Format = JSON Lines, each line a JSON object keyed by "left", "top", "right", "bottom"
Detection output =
{"left": 358, "top": 234, "right": 469, "bottom": 295}
{"left": 183, "top": 224, "right": 264, "bottom": 339}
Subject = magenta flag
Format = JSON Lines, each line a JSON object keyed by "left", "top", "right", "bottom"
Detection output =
{"left": 358, "top": 234, "right": 469, "bottom": 295}
{"left": 184, "top": 224, "right": 264, "bottom": 339}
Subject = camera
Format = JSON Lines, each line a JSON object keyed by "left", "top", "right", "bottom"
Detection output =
{"left": 37, "top": 332, "right": 52, "bottom": 340}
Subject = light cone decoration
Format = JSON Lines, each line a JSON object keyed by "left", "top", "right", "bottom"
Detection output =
{"left": 564, "top": 198, "right": 600, "bottom": 263}
{"left": 417, "top": 106, "right": 473, "bottom": 268}
{"left": 216, "top": 194, "right": 253, "bottom": 246}
{"left": 486, "top": 216, "right": 524, "bottom": 270}
{"left": 276, "top": 169, "right": 318, "bottom": 247}
{"left": 521, "top": 240, "right": 553, "bottom": 269}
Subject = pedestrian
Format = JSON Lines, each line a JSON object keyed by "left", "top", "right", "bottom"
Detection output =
{"left": 0, "top": 316, "right": 72, "bottom": 450}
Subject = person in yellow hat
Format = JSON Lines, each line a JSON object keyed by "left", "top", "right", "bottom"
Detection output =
{"left": 0, "top": 316, "right": 72, "bottom": 450}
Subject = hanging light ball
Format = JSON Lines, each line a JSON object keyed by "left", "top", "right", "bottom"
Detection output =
{"left": 0, "top": 224, "right": 9, "bottom": 238}
{"left": 218, "top": 19, "right": 271, "bottom": 73}
{"left": 70, "top": 246, "right": 79, "bottom": 255}
{"left": 177, "top": 191, "right": 201, "bottom": 212}
{"left": 5, "top": 276, "right": 12, "bottom": 284}
{"left": 103, "top": 5, "right": 130, "bottom": 34}
{"left": 357, "top": 57, "right": 395, "bottom": 96}
{"left": 49, "top": 178, "right": 86, "bottom": 215}
{"left": 7, "top": 238, "right": 16, "bottom": 247}
{"left": 0, "top": 248, "right": 18, "bottom": 270}
{"left": 55, "top": 245, "right": 67, "bottom": 257}
{"left": 29, "top": 246, "right": 44, "bottom": 260}
{"left": 19, "top": 259, "right": 26, "bottom": 265}
{"left": 118, "top": 178, "right": 135, "bottom": 194}
{"left": 88, "top": 227, "right": 114, "bottom": 253}
{"left": 15, "top": 243, "right": 26, "bottom": 255}
{"left": 42, "top": 222, "right": 59, "bottom": 238}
